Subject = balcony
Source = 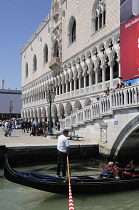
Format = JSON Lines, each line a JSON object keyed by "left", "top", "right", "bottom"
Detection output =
{"left": 49, "top": 57, "right": 61, "bottom": 69}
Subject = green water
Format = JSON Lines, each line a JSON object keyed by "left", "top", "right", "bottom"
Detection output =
{"left": 1, "top": 160, "right": 139, "bottom": 210}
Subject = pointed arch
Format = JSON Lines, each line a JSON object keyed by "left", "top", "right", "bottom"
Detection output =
{"left": 25, "top": 62, "right": 28, "bottom": 78}
{"left": 65, "top": 101, "right": 73, "bottom": 116}
{"left": 53, "top": 40, "right": 59, "bottom": 58}
{"left": 33, "top": 55, "right": 37, "bottom": 72}
{"left": 84, "top": 97, "right": 92, "bottom": 106}
{"left": 58, "top": 103, "right": 65, "bottom": 118}
{"left": 73, "top": 100, "right": 82, "bottom": 112}
{"left": 68, "top": 16, "right": 76, "bottom": 45}
{"left": 43, "top": 44, "right": 48, "bottom": 64}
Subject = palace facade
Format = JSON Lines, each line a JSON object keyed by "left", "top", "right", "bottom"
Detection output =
{"left": 21, "top": 0, "right": 120, "bottom": 140}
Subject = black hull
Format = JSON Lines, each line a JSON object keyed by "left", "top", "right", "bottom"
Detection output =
{"left": 4, "top": 156, "right": 139, "bottom": 194}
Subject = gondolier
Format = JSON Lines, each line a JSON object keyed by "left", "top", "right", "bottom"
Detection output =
{"left": 56, "top": 129, "right": 69, "bottom": 177}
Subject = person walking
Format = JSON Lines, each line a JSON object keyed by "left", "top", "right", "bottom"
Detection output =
{"left": 2, "top": 120, "right": 5, "bottom": 131}
{"left": 7, "top": 120, "right": 12, "bottom": 137}
{"left": 30, "top": 121, "right": 36, "bottom": 136}
{"left": 56, "top": 129, "right": 69, "bottom": 177}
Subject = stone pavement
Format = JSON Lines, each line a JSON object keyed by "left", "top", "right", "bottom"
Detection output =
{"left": 0, "top": 128, "right": 94, "bottom": 148}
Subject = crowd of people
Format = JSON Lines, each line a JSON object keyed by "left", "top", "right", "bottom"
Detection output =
{"left": 97, "top": 81, "right": 132, "bottom": 101}
{"left": 21, "top": 120, "right": 60, "bottom": 136}
{"left": 1, "top": 119, "right": 61, "bottom": 137}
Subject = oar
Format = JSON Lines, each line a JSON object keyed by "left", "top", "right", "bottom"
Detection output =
{"left": 67, "top": 156, "right": 75, "bottom": 210}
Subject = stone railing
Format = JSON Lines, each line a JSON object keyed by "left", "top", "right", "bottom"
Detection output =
{"left": 60, "top": 84, "right": 139, "bottom": 130}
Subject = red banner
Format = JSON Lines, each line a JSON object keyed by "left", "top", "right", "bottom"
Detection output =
{"left": 120, "top": 14, "right": 139, "bottom": 81}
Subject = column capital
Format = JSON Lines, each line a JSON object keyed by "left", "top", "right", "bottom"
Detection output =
{"left": 110, "top": 61, "right": 116, "bottom": 68}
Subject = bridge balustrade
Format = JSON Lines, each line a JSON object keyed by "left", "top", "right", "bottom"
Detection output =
{"left": 59, "top": 84, "right": 139, "bottom": 131}
{"left": 111, "top": 85, "right": 139, "bottom": 108}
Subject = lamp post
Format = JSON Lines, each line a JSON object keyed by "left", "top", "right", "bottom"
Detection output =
{"left": 46, "top": 84, "right": 56, "bottom": 136}
{"left": 9, "top": 101, "right": 13, "bottom": 120}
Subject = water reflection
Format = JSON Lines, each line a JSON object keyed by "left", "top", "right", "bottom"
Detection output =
{"left": 1, "top": 160, "right": 139, "bottom": 210}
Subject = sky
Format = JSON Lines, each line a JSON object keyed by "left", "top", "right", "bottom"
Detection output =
{"left": 0, "top": 0, "right": 52, "bottom": 90}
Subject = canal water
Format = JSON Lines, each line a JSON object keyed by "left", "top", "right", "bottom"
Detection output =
{"left": 1, "top": 159, "right": 139, "bottom": 210}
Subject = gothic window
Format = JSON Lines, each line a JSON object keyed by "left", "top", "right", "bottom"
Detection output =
{"left": 81, "top": 76, "right": 84, "bottom": 88}
{"left": 53, "top": 40, "right": 59, "bottom": 58}
{"left": 76, "top": 78, "right": 79, "bottom": 89}
{"left": 43, "top": 44, "right": 48, "bottom": 64}
{"left": 64, "top": 83, "right": 66, "bottom": 93}
{"left": 57, "top": 86, "right": 59, "bottom": 95}
{"left": 68, "top": 81, "right": 70, "bottom": 92}
{"left": 33, "top": 55, "right": 37, "bottom": 72}
{"left": 68, "top": 16, "right": 76, "bottom": 45}
{"left": 72, "top": 20, "right": 76, "bottom": 42}
{"left": 105, "top": 65, "right": 110, "bottom": 81}
{"left": 72, "top": 80, "right": 74, "bottom": 91}
{"left": 25, "top": 63, "right": 28, "bottom": 78}
{"left": 93, "top": 1, "right": 106, "bottom": 33}
{"left": 113, "top": 61, "right": 119, "bottom": 79}
{"left": 98, "top": 67, "right": 102, "bottom": 83}
{"left": 60, "top": 84, "right": 62, "bottom": 94}
{"left": 86, "top": 73, "right": 89, "bottom": 87}
{"left": 92, "top": 71, "right": 95, "bottom": 85}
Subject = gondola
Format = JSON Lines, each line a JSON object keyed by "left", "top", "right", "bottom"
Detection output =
{"left": 4, "top": 156, "right": 139, "bottom": 194}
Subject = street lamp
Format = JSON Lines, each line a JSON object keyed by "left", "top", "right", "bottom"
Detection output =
{"left": 9, "top": 101, "right": 13, "bottom": 119}
{"left": 46, "top": 84, "right": 56, "bottom": 136}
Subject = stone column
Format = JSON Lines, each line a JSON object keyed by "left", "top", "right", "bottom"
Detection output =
{"left": 102, "top": 65, "right": 106, "bottom": 90}
{"left": 62, "top": 82, "right": 64, "bottom": 95}
{"left": 56, "top": 85, "right": 58, "bottom": 96}
{"left": 118, "top": 60, "right": 121, "bottom": 80}
{"left": 89, "top": 71, "right": 92, "bottom": 91}
{"left": 42, "top": 117, "right": 45, "bottom": 122}
{"left": 84, "top": 73, "right": 86, "bottom": 93}
{"left": 59, "top": 83, "right": 61, "bottom": 95}
{"left": 79, "top": 75, "right": 81, "bottom": 94}
{"left": 38, "top": 117, "right": 41, "bottom": 123}
{"left": 74, "top": 78, "right": 76, "bottom": 96}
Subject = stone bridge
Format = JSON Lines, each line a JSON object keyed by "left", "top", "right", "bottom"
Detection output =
{"left": 60, "top": 84, "right": 139, "bottom": 159}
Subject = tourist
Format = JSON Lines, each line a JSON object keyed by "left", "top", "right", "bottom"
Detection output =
{"left": 112, "top": 161, "right": 123, "bottom": 179}
{"left": 2, "top": 120, "right": 5, "bottom": 131}
{"left": 125, "top": 160, "right": 135, "bottom": 172}
{"left": 120, "top": 81, "right": 125, "bottom": 88}
{"left": 30, "top": 121, "right": 36, "bottom": 136}
{"left": 56, "top": 120, "right": 60, "bottom": 131}
{"left": 103, "top": 90, "right": 107, "bottom": 97}
{"left": 4, "top": 120, "right": 9, "bottom": 136}
{"left": 113, "top": 83, "right": 120, "bottom": 91}
{"left": 7, "top": 120, "right": 12, "bottom": 137}
{"left": 56, "top": 129, "right": 69, "bottom": 177}
{"left": 106, "top": 87, "right": 110, "bottom": 95}
{"left": 99, "top": 161, "right": 114, "bottom": 178}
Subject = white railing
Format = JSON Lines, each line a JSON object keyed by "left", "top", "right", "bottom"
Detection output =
{"left": 60, "top": 84, "right": 139, "bottom": 130}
